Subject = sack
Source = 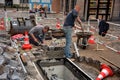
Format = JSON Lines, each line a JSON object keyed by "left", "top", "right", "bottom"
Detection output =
{"left": 98, "top": 20, "right": 109, "bottom": 37}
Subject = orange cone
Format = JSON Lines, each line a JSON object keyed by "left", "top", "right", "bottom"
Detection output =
{"left": 88, "top": 35, "right": 95, "bottom": 44}
{"left": 56, "top": 22, "right": 61, "bottom": 29}
{"left": 22, "top": 31, "right": 32, "bottom": 50}
{"left": 0, "top": 18, "right": 5, "bottom": 30}
{"left": 96, "top": 64, "right": 114, "bottom": 80}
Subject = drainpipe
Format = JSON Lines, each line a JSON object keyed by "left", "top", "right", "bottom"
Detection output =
{"left": 111, "top": 0, "right": 115, "bottom": 20}
{"left": 63, "top": 0, "right": 66, "bottom": 15}
{"left": 119, "top": 0, "right": 120, "bottom": 18}
{"left": 69, "top": 0, "right": 72, "bottom": 11}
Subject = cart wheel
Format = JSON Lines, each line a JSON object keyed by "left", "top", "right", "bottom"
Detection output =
{"left": 81, "top": 37, "right": 87, "bottom": 49}
{"left": 82, "top": 45, "right": 86, "bottom": 49}
{"left": 77, "top": 37, "right": 87, "bottom": 49}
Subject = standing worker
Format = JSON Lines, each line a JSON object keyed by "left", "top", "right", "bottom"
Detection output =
{"left": 33, "top": 3, "right": 37, "bottom": 12}
{"left": 63, "top": 5, "right": 82, "bottom": 58}
{"left": 29, "top": 25, "right": 49, "bottom": 46}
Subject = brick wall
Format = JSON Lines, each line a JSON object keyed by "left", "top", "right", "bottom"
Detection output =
{"left": 51, "top": 0, "right": 60, "bottom": 13}
{"left": 76, "top": 0, "right": 85, "bottom": 17}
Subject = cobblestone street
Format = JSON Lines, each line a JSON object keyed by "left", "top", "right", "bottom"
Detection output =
{"left": 0, "top": 0, "right": 120, "bottom": 79}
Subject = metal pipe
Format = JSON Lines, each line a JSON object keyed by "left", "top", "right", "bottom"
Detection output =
{"left": 97, "top": 41, "right": 119, "bottom": 53}
{"left": 105, "top": 45, "right": 118, "bottom": 53}
{"left": 32, "top": 62, "right": 44, "bottom": 80}
{"left": 67, "top": 58, "right": 94, "bottom": 80}
{"left": 106, "top": 33, "right": 119, "bottom": 39}
{"left": 17, "top": 52, "right": 27, "bottom": 74}
{"left": 107, "top": 22, "right": 120, "bottom": 27}
{"left": 73, "top": 42, "right": 80, "bottom": 57}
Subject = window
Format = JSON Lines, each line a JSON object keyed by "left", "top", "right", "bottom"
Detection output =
{"left": 87, "top": 0, "right": 113, "bottom": 20}
{"left": 20, "top": 0, "right": 29, "bottom": 3}
{"left": 41, "top": 0, "right": 50, "bottom": 3}
{"left": 31, "top": 0, "right": 40, "bottom": 2}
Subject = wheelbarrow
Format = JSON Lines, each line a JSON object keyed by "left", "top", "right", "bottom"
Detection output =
{"left": 76, "top": 32, "right": 92, "bottom": 49}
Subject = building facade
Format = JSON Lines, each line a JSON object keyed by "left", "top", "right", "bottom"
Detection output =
{"left": 0, "top": 0, "right": 120, "bottom": 21}
{"left": 0, "top": 0, "right": 28, "bottom": 8}
{"left": 0, "top": 0, "right": 27, "bottom": 5}
{"left": 61, "top": 0, "right": 120, "bottom": 21}
{"left": 29, "top": 0, "right": 52, "bottom": 11}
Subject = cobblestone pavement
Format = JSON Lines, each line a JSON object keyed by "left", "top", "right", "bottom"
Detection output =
{"left": 0, "top": 10, "right": 120, "bottom": 80}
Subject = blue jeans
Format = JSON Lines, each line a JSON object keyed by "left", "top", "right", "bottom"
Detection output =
{"left": 63, "top": 27, "right": 73, "bottom": 58}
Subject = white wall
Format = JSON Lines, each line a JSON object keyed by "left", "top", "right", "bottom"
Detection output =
{"left": 0, "top": 0, "right": 5, "bottom": 4}
{"left": 13, "top": 0, "right": 20, "bottom": 4}
{"left": 0, "top": 0, "right": 20, "bottom": 4}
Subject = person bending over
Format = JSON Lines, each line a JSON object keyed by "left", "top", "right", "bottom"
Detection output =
{"left": 29, "top": 25, "right": 49, "bottom": 46}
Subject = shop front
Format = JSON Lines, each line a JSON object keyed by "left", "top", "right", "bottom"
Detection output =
{"left": 29, "top": 0, "right": 52, "bottom": 12}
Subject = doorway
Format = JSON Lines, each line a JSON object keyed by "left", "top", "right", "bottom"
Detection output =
{"left": 65, "top": 0, "right": 69, "bottom": 13}
{"left": 71, "top": 0, "right": 77, "bottom": 9}
{"left": 5, "top": 0, "right": 13, "bottom": 7}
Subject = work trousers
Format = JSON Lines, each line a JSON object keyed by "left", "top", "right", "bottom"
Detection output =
{"left": 63, "top": 26, "right": 73, "bottom": 58}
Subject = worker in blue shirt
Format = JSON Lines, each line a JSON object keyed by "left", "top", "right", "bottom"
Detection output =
{"left": 63, "top": 5, "right": 82, "bottom": 58}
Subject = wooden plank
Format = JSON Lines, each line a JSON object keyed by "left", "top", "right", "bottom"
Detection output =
{"left": 100, "top": 56, "right": 120, "bottom": 69}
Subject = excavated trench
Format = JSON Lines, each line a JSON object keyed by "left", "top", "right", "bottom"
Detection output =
{"left": 35, "top": 58, "right": 93, "bottom": 80}
{"left": 32, "top": 44, "right": 120, "bottom": 80}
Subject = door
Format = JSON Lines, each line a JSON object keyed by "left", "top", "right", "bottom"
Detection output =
{"left": 65, "top": 0, "right": 69, "bottom": 13}
{"left": 71, "top": 0, "right": 77, "bottom": 9}
{"left": 5, "top": 0, "right": 13, "bottom": 7}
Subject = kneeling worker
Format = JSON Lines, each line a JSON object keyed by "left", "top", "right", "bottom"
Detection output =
{"left": 29, "top": 25, "right": 49, "bottom": 46}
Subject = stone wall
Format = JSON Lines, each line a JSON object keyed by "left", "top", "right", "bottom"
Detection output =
{"left": 112, "top": 0, "right": 120, "bottom": 20}
{"left": 51, "top": 0, "right": 61, "bottom": 13}
{"left": 76, "top": 0, "right": 85, "bottom": 17}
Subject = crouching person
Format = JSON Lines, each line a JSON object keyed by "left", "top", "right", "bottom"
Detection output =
{"left": 29, "top": 25, "right": 49, "bottom": 46}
